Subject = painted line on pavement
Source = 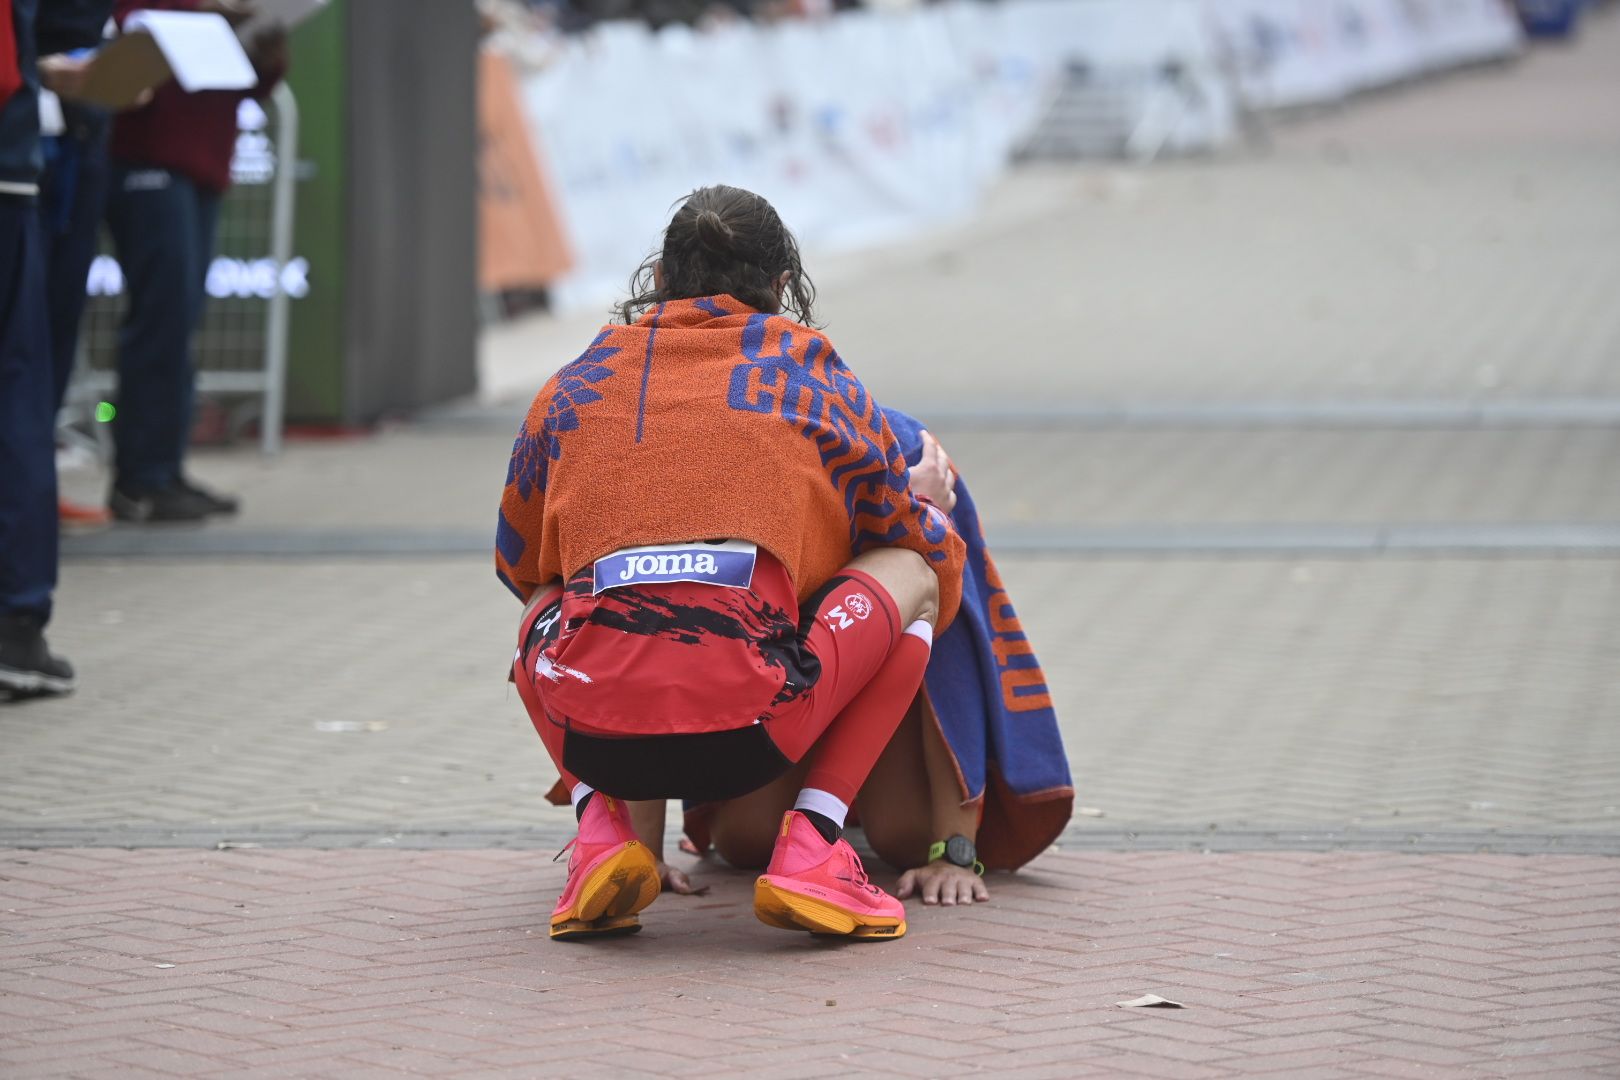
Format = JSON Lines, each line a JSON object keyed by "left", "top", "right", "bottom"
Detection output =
{"left": 61, "top": 523, "right": 1620, "bottom": 560}
{"left": 908, "top": 398, "right": 1620, "bottom": 429}
{"left": 62, "top": 527, "right": 492, "bottom": 559}
{"left": 2, "top": 825, "right": 1616, "bottom": 856}
{"left": 991, "top": 523, "right": 1620, "bottom": 556}
{"left": 1051, "top": 827, "right": 1620, "bottom": 856}
{"left": 423, "top": 398, "right": 1620, "bottom": 431}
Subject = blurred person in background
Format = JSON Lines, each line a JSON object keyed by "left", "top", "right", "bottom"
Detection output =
{"left": 35, "top": 0, "right": 116, "bottom": 528}
{"left": 0, "top": 0, "right": 76, "bottom": 698}
{"left": 102, "top": 0, "right": 285, "bottom": 523}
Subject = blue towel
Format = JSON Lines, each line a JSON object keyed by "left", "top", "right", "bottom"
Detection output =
{"left": 882, "top": 408, "right": 1073, "bottom": 868}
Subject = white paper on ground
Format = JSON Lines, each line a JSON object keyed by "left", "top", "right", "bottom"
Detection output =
{"left": 124, "top": 10, "right": 256, "bottom": 92}
{"left": 1115, "top": 994, "right": 1186, "bottom": 1008}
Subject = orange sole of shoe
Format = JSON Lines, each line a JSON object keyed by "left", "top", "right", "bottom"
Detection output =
{"left": 548, "top": 914, "right": 643, "bottom": 941}
{"left": 753, "top": 878, "right": 907, "bottom": 941}
{"left": 549, "top": 841, "right": 660, "bottom": 941}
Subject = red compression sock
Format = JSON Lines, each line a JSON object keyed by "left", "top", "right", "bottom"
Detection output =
{"left": 802, "top": 622, "right": 933, "bottom": 804}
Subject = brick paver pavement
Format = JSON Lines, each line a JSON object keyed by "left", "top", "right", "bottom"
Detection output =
{"left": 4, "top": 556, "right": 1616, "bottom": 836}
{"left": 3, "top": 848, "right": 1618, "bottom": 1078}
{"left": 11, "top": 10, "right": 1620, "bottom": 1077}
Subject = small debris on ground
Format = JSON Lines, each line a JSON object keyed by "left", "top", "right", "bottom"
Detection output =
{"left": 1116, "top": 994, "right": 1184, "bottom": 1009}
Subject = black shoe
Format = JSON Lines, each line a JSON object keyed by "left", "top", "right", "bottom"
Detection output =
{"left": 175, "top": 475, "right": 240, "bottom": 516}
{"left": 0, "top": 614, "right": 76, "bottom": 699}
{"left": 109, "top": 481, "right": 214, "bottom": 523}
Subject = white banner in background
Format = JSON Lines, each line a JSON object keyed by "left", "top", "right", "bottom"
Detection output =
{"left": 519, "top": 3, "right": 1069, "bottom": 310}
{"left": 1206, "top": 0, "right": 1522, "bottom": 109}
{"left": 510, "top": 0, "right": 1521, "bottom": 312}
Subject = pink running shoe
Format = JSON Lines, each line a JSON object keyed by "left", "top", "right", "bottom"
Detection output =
{"left": 550, "top": 793, "right": 660, "bottom": 941}
{"left": 754, "top": 811, "right": 907, "bottom": 941}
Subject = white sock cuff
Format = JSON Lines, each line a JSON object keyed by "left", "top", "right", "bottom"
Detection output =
{"left": 793, "top": 788, "right": 851, "bottom": 828}
{"left": 903, "top": 619, "right": 933, "bottom": 647}
{"left": 570, "top": 782, "right": 595, "bottom": 807}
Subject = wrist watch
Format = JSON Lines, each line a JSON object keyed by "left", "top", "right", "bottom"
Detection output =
{"left": 927, "top": 834, "right": 984, "bottom": 876}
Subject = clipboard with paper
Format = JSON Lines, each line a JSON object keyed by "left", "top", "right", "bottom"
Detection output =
{"left": 74, "top": 10, "right": 256, "bottom": 110}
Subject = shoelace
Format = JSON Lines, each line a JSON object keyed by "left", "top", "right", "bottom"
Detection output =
{"left": 552, "top": 838, "right": 576, "bottom": 864}
{"left": 842, "top": 844, "right": 882, "bottom": 896}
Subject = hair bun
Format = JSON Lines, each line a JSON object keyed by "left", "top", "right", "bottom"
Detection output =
{"left": 694, "top": 209, "right": 735, "bottom": 254}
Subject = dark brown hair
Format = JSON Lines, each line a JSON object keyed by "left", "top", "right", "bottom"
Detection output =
{"left": 617, "top": 185, "right": 819, "bottom": 326}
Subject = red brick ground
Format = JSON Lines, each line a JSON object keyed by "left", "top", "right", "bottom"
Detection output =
{"left": 2, "top": 849, "right": 1618, "bottom": 1078}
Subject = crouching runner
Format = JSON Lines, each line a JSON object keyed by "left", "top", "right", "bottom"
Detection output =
{"left": 496, "top": 185, "right": 966, "bottom": 943}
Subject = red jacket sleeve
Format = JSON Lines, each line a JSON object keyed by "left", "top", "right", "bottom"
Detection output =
{"left": 0, "top": 2, "right": 20, "bottom": 109}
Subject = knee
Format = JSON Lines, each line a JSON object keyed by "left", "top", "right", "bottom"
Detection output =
{"left": 911, "top": 557, "right": 939, "bottom": 628}
{"left": 862, "top": 818, "right": 932, "bottom": 872}
{"left": 890, "top": 548, "right": 939, "bottom": 630}
{"left": 850, "top": 546, "right": 938, "bottom": 629}
{"left": 711, "top": 818, "right": 776, "bottom": 871}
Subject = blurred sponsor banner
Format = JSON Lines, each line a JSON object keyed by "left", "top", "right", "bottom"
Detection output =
{"left": 515, "top": 0, "right": 1193, "bottom": 309}
{"left": 509, "top": 0, "right": 1521, "bottom": 311}
{"left": 479, "top": 50, "right": 573, "bottom": 292}
{"left": 1516, "top": 0, "right": 1586, "bottom": 38}
{"left": 1210, "top": 0, "right": 1523, "bottom": 110}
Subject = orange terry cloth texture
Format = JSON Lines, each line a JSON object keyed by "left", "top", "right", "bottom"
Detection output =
{"left": 495, "top": 295, "right": 966, "bottom": 626}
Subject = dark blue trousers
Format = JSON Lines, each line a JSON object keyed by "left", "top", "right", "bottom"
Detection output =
{"left": 0, "top": 198, "right": 58, "bottom": 623}
{"left": 40, "top": 111, "right": 110, "bottom": 411}
{"left": 104, "top": 166, "right": 219, "bottom": 490}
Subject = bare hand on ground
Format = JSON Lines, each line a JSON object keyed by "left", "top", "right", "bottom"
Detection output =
{"left": 911, "top": 430, "right": 957, "bottom": 512}
{"left": 896, "top": 861, "right": 988, "bottom": 905}
{"left": 658, "top": 862, "right": 709, "bottom": 896}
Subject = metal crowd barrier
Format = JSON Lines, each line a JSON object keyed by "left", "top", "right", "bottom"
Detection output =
{"left": 65, "top": 81, "right": 300, "bottom": 458}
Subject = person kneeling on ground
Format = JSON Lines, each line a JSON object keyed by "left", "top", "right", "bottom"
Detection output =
{"left": 623, "top": 419, "right": 1074, "bottom": 908}
{"left": 497, "top": 185, "right": 966, "bottom": 942}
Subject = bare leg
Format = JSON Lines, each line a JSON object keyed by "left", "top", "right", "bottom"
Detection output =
{"left": 627, "top": 799, "right": 666, "bottom": 856}
{"left": 722, "top": 549, "right": 941, "bottom": 872}
{"left": 853, "top": 699, "right": 934, "bottom": 871}
{"left": 840, "top": 547, "right": 940, "bottom": 630}
{"left": 868, "top": 694, "right": 989, "bottom": 906}
{"left": 708, "top": 763, "right": 807, "bottom": 869}
{"left": 626, "top": 799, "right": 705, "bottom": 893}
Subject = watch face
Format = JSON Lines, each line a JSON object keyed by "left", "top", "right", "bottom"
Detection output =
{"left": 945, "top": 835, "right": 976, "bottom": 868}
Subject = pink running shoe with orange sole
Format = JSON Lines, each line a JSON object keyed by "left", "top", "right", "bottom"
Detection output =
{"left": 754, "top": 810, "right": 907, "bottom": 941}
{"left": 550, "top": 794, "right": 660, "bottom": 941}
